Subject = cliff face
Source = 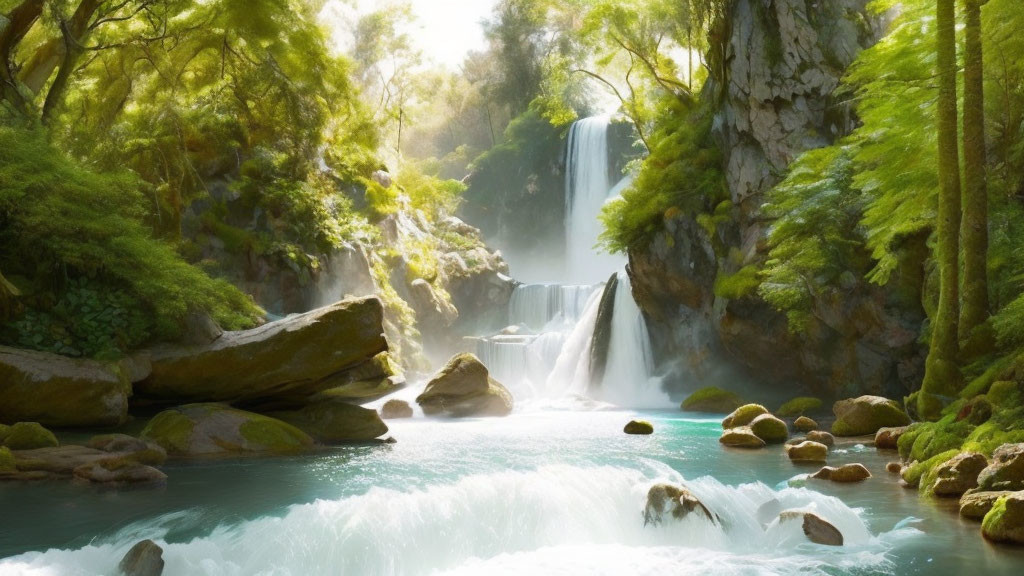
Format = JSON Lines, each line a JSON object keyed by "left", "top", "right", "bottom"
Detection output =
{"left": 629, "top": 0, "right": 927, "bottom": 400}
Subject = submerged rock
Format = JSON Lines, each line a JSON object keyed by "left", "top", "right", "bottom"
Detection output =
{"left": 750, "top": 414, "right": 788, "bottom": 443}
{"left": 119, "top": 540, "right": 164, "bottom": 576}
{"left": 4, "top": 441, "right": 164, "bottom": 484}
{"left": 932, "top": 452, "right": 988, "bottom": 497}
{"left": 887, "top": 462, "right": 903, "bottom": 475}
{"left": 681, "top": 387, "right": 743, "bottom": 413}
{"left": 416, "top": 354, "right": 513, "bottom": 417}
{"left": 779, "top": 511, "right": 844, "bottom": 546}
{"left": 141, "top": 404, "right": 313, "bottom": 457}
{"left": 722, "top": 404, "right": 769, "bottom": 429}
{"left": 982, "top": 492, "right": 1024, "bottom": 545}
{"left": 643, "top": 483, "right": 716, "bottom": 526}
{"left": 0, "top": 346, "right": 131, "bottom": 428}
{"left": 73, "top": 459, "right": 167, "bottom": 486}
{"left": 977, "top": 443, "right": 1024, "bottom": 492}
{"left": 961, "top": 490, "right": 1016, "bottom": 521}
{"left": 874, "top": 426, "right": 908, "bottom": 450}
{"left": 720, "top": 427, "right": 766, "bottom": 448}
{"left": 831, "top": 396, "right": 910, "bottom": 437}
{"left": 137, "top": 297, "right": 390, "bottom": 406}
{"left": 624, "top": 420, "right": 654, "bottom": 435}
{"left": 270, "top": 400, "right": 388, "bottom": 444}
{"left": 2, "top": 422, "right": 58, "bottom": 450}
{"left": 794, "top": 416, "right": 818, "bottom": 432}
{"left": 806, "top": 430, "right": 835, "bottom": 447}
{"left": 381, "top": 399, "right": 414, "bottom": 419}
{"left": 785, "top": 441, "right": 828, "bottom": 463}
{"left": 811, "top": 464, "right": 871, "bottom": 483}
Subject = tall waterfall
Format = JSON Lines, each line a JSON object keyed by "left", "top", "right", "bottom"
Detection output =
{"left": 476, "top": 116, "right": 666, "bottom": 407}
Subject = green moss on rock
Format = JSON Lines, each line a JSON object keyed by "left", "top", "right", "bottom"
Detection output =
{"left": 0, "top": 446, "right": 15, "bottom": 471}
{"left": 777, "top": 397, "right": 824, "bottom": 417}
{"left": 624, "top": 420, "right": 654, "bottom": 435}
{"left": 3, "top": 422, "right": 59, "bottom": 450}
{"left": 681, "top": 387, "right": 743, "bottom": 413}
{"left": 723, "top": 404, "right": 769, "bottom": 429}
{"left": 271, "top": 400, "right": 388, "bottom": 443}
{"left": 981, "top": 493, "right": 1024, "bottom": 544}
{"left": 0, "top": 424, "right": 9, "bottom": 444}
{"left": 140, "top": 411, "right": 195, "bottom": 455}
{"left": 902, "top": 449, "right": 959, "bottom": 489}
{"left": 750, "top": 414, "right": 789, "bottom": 443}
{"left": 239, "top": 419, "right": 313, "bottom": 451}
{"left": 832, "top": 396, "right": 911, "bottom": 436}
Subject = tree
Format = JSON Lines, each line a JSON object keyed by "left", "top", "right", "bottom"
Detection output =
{"left": 959, "top": 0, "right": 990, "bottom": 350}
{"left": 919, "top": 0, "right": 964, "bottom": 420}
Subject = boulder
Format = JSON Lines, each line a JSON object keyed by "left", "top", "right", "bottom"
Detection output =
{"left": 0, "top": 346, "right": 130, "bottom": 428}
{"left": 141, "top": 404, "right": 313, "bottom": 457}
{"left": 624, "top": 420, "right": 654, "bottom": 435}
{"left": 977, "top": 443, "right": 1024, "bottom": 492}
{"left": 777, "top": 397, "right": 824, "bottom": 417}
{"left": 681, "top": 387, "right": 743, "bottom": 413}
{"left": 3, "top": 422, "right": 58, "bottom": 450}
{"left": 588, "top": 273, "right": 618, "bottom": 389}
{"left": 785, "top": 441, "right": 828, "bottom": 463}
{"left": 932, "top": 452, "right": 988, "bottom": 497}
{"left": 778, "top": 511, "right": 844, "bottom": 546}
{"left": 806, "top": 430, "right": 835, "bottom": 447}
{"left": 73, "top": 459, "right": 167, "bottom": 485}
{"left": 415, "top": 354, "right": 513, "bottom": 417}
{"left": 0, "top": 446, "right": 14, "bottom": 472}
{"left": 886, "top": 461, "right": 903, "bottom": 475}
{"left": 119, "top": 540, "right": 164, "bottom": 576}
{"left": 982, "top": 492, "right": 1024, "bottom": 545}
{"left": 750, "top": 414, "right": 788, "bottom": 443}
{"left": 270, "top": 400, "right": 388, "bottom": 443}
{"left": 722, "top": 404, "right": 769, "bottom": 429}
{"left": 5, "top": 442, "right": 164, "bottom": 482}
{"left": 961, "top": 490, "right": 1016, "bottom": 521}
{"left": 137, "top": 298, "right": 389, "bottom": 406}
{"left": 812, "top": 464, "right": 871, "bottom": 483}
{"left": 831, "top": 396, "right": 910, "bottom": 437}
{"left": 720, "top": 427, "right": 766, "bottom": 448}
{"left": 643, "top": 483, "right": 715, "bottom": 526}
{"left": 794, "top": 416, "right": 818, "bottom": 432}
{"left": 874, "top": 426, "right": 908, "bottom": 450}
{"left": 381, "top": 399, "right": 413, "bottom": 419}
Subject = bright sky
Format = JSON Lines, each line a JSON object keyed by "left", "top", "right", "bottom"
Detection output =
{"left": 320, "top": 0, "right": 498, "bottom": 69}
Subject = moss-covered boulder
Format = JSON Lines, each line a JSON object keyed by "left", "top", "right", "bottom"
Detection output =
{"left": 381, "top": 399, "right": 413, "bottom": 419}
{"left": 416, "top": 354, "right": 513, "bottom": 417}
{"left": 624, "top": 420, "right": 654, "bottom": 435}
{"left": 720, "top": 427, "right": 766, "bottom": 448}
{"left": 977, "top": 443, "right": 1024, "bottom": 492}
{"left": 3, "top": 422, "right": 59, "bottom": 450}
{"left": 141, "top": 404, "right": 313, "bottom": 457}
{"left": 932, "top": 452, "right": 988, "bottom": 497}
{"left": 137, "top": 297, "right": 390, "bottom": 406}
{"left": 778, "top": 397, "right": 824, "bottom": 417}
{"left": 794, "top": 416, "right": 818, "bottom": 432}
{"left": 960, "top": 490, "right": 1016, "bottom": 521}
{"left": 750, "top": 414, "right": 788, "bottom": 443}
{"left": 0, "top": 346, "right": 131, "bottom": 428}
{"left": 681, "top": 387, "right": 743, "bottom": 413}
{"left": 271, "top": 400, "right": 388, "bottom": 443}
{"left": 785, "top": 441, "right": 828, "bottom": 463}
{"left": 0, "top": 446, "right": 15, "bottom": 472}
{"left": 982, "top": 493, "right": 1024, "bottom": 545}
{"left": 875, "top": 426, "right": 908, "bottom": 450}
{"left": 722, "top": 404, "right": 769, "bottom": 429}
{"left": 812, "top": 463, "right": 871, "bottom": 483}
{"left": 0, "top": 424, "right": 9, "bottom": 443}
{"left": 831, "top": 396, "right": 910, "bottom": 437}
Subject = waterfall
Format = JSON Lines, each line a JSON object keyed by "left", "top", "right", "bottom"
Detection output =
{"left": 564, "top": 117, "right": 623, "bottom": 284}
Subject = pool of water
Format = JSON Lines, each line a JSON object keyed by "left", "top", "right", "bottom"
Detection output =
{"left": 2, "top": 408, "right": 1023, "bottom": 575}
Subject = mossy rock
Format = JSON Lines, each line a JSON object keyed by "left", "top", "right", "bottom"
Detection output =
{"left": 977, "top": 443, "right": 1024, "bottom": 492}
{"left": 3, "top": 422, "right": 59, "bottom": 450}
{"left": 271, "top": 400, "right": 388, "bottom": 443}
{"left": 901, "top": 449, "right": 960, "bottom": 488}
{"left": 0, "top": 424, "right": 9, "bottom": 444}
{"left": 624, "top": 420, "right": 654, "bottom": 435}
{"left": 681, "top": 387, "right": 743, "bottom": 413}
{"left": 982, "top": 493, "right": 1024, "bottom": 544}
{"left": 141, "top": 404, "right": 313, "bottom": 457}
{"left": 750, "top": 414, "right": 788, "bottom": 444}
{"left": 722, "top": 404, "right": 769, "bottom": 429}
{"left": 785, "top": 441, "right": 828, "bottom": 463}
{"left": 831, "top": 396, "right": 911, "bottom": 437}
{"left": 416, "top": 354, "right": 513, "bottom": 417}
{"left": 0, "top": 446, "right": 15, "bottom": 472}
{"left": 720, "top": 427, "right": 766, "bottom": 448}
{"left": 794, "top": 416, "right": 818, "bottom": 432}
{"left": 777, "top": 397, "right": 824, "bottom": 417}
{"left": 960, "top": 490, "right": 1015, "bottom": 521}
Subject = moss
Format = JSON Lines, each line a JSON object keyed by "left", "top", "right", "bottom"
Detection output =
{"left": 3, "top": 422, "right": 59, "bottom": 450}
{"left": 906, "top": 413, "right": 973, "bottom": 462}
{"left": 0, "top": 446, "right": 15, "bottom": 471}
{"left": 962, "top": 422, "right": 1024, "bottom": 456}
{"left": 714, "top": 265, "right": 761, "bottom": 300}
{"left": 0, "top": 424, "right": 9, "bottom": 444}
{"left": 140, "top": 411, "right": 196, "bottom": 455}
{"left": 681, "top": 387, "right": 743, "bottom": 413}
{"left": 988, "top": 380, "right": 1023, "bottom": 407}
{"left": 750, "top": 414, "right": 789, "bottom": 443}
{"left": 238, "top": 417, "right": 312, "bottom": 452}
{"left": 902, "top": 449, "right": 960, "bottom": 488}
{"left": 723, "top": 404, "right": 769, "bottom": 429}
{"left": 777, "top": 397, "right": 824, "bottom": 417}
{"left": 982, "top": 496, "right": 1009, "bottom": 536}
{"left": 918, "top": 450, "right": 961, "bottom": 496}
{"left": 624, "top": 420, "right": 655, "bottom": 435}
{"left": 898, "top": 422, "right": 925, "bottom": 461}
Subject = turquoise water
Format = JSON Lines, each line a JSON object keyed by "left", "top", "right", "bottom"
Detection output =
{"left": 2, "top": 409, "right": 1023, "bottom": 575}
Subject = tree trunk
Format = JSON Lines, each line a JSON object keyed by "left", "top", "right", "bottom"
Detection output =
{"left": 919, "top": 0, "right": 964, "bottom": 420}
{"left": 41, "top": 0, "right": 103, "bottom": 124}
{"left": 959, "top": 0, "right": 990, "bottom": 350}
{"left": 0, "top": 0, "right": 46, "bottom": 113}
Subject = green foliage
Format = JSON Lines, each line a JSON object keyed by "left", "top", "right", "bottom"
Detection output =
{"left": 396, "top": 163, "right": 466, "bottom": 221}
{"left": 600, "top": 96, "right": 725, "bottom": 253}
{"left": 714, "top": 265, "right": 761, "bottom": 300}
